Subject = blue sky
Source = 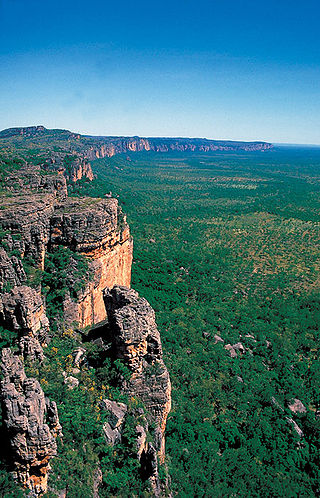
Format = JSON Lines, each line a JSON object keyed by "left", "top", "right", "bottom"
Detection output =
{"left": 1, "top": 0, "right": 320, "bottom": 143}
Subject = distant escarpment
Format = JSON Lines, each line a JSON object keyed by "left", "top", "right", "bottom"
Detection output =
{"left": 0, "top": 160, "right": 170, "bottom": 495}
{"left": 0, "top": 126, "right": 273, "bottom": 186}
{"left": 85, "top": 136, "right": 273, "bottom": 159}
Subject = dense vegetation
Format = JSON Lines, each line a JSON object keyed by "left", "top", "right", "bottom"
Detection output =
{"left": 70, "top": 147, "right": 320, "bottom": 497}
{"left": 1, "top": 145, "right": 320, "bottom": 496}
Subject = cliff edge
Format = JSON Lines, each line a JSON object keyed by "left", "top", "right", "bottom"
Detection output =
{"left": 0, "top": 162, "right": 170, "bottom": 496}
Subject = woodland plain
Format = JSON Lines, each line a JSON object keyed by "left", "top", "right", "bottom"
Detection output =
{"left": 1, "top": 146, "right": 319, "bottom": 497}
{"left": 70, "top": 147, "right": 320, "bottom": 497}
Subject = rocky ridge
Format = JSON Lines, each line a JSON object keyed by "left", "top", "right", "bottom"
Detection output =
{"left": 85, "top": 135, "right": 273, "bottom": 159}
{"left": 0, "top": 126, "right": 273, "bottom": 187}
{"left": 0, "top": 162, "right": 170, "bottom": 495}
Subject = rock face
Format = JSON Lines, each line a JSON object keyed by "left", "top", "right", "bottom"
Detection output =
{"left": 0, "top": 286, "right": 49, "bottom": 337}
{"left": 0, "top": 248, "right": 27, "bottom": 292}
{"left": 66, "top": 157, "right": 94, "bottom": 183}
{"left": 50, "top": 197, "right": 133, "bottom": 327}
{"left": 100, "top": 399, "right": 128, "bottom": 445}
{"left": 0, "top": 168, "right": 133, "bottom": 330}
{"left": 0, "top": 285, "right": 49, "bottom": 360}
{"left": 0, "top": 348, "right": 61, "bottom": 495}
{"left": 0, "top": 167, "right": 67, "bottom": 269}
{"left": 0, "top": 142, "right": 170, "bottom": 495}
{"left": 85, "top": 136, "right": 273, "bottom": 159}
{"left": 104, "top": 286, "right": 171, "bottom": 464}
{"left": 45, "top": 154, "right": 94, "bottom": 183}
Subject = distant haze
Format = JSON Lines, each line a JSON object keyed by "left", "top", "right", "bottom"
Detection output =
{"left": 1, "top": 0, "right": 320, "bottom": 144}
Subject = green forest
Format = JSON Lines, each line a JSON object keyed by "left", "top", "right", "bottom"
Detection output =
{"left": 1, "top": 145, "right": 320, "bottom": 496}
{"left": 70, "top": 147, "right": 320, "bottom": 497}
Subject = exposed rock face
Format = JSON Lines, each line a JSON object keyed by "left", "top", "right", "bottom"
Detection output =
{"left": 0, "top": 348, "right": 61, "bottom": 495}
{"left": 100, "top": 399, "right": 128, "bottom": 445}
{"left": 45, "top": 154, "right": 94, "bottom": 183}
{"left": 50, "top": 197, "right": 133, "bottom": 327}
{"left": 0, "top": 168, "right": 67, "bottom": 269}
{"left": 64, "top": 156, "right": 94, "bottom": 183}
{"left": 0, "top": 286, "right": 49, "bottom": 360}
{"left": 0, "top": 248, "right": 27, "bottom": 292}
{"left": 0, "top": 286, "right": 49, "bottom": 337}
{"left": 288, "top": 398, "right": 307, "bottom": 414}
{"left": 104, "top": 286, "right": 171, "bottom": 463}
{"left": 0, "top": 170, "right": 133, "bottom": 330}
{"left": 85, "top": 136, "right": 273, "bottom": 159}
{"left": 2, "top": 163, "right": 68, "bottom": 201}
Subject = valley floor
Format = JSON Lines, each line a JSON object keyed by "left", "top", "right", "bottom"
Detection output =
{"left": 76, "top": 147, "right": 320, "bottom": 497}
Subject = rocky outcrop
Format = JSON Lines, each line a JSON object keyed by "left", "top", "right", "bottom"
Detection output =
{"left": 100, "top": 399, "right": 128, "bottom": 445}
{"left": 0, "top": 168, "right": 67, "bottom": 269}
{"left": 0, "top": 170, "right": 133, "bottom": 330}
{"left": 0, "top": 286, "right": 49, "bottom": 337}
{"left": 50, "top": 197, "right": 133, "bottom": 327}
{"left": 63, "top": 156, "right": 94, "bottom": 183}
{"left": 0, "top": 348, "right": 61, "bottom": 495}
{"left": 45, "top": 154, "right": 94, "bottom": 183}
{"left": 288, "top": 398, "right": 307, "bottom": 414}
{"left": 0, "top": 248, "right": 27, "bottom": 292}
{"left": 104, "top": 286, "right": 171, "bottom": 464}
{"left": 0, "top": 285, "right": 49, "bottom": 359}
{"left": 2, "top": 163, "right": 68, "bottom": 200}
{"left": 0, "top": 125, "right": 49, "bottom": 138}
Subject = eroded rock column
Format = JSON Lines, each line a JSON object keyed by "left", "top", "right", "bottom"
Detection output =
{"left": 103, "top": 286, "right": 171, "bottom": 463}
{"left": 0, "top": 348, "right": 61, "bottom": 495}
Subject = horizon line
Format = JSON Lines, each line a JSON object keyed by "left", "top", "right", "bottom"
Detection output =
{"left": 1, "top": 124, "right": 320, "bottom": 147}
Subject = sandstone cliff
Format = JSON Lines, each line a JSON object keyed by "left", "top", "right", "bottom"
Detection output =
{"left": 85, "top": 136, "right": 273, "bottom": 160}
{"left": 44, "top": 153, "right": 94, "bottom": 183}
{"left": 0, "top": 165, "right": 132, "bottom": 328}
{"left": 50, "top": 196, "right": 133, "bottom": 327}
{"left": 0, "top": 160, "right": 170, "bottom": 496}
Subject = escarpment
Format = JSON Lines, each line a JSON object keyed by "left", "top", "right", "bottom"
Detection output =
{"left": 85, "top": 136, "right": 273, "bottom": 159}
{"left": 0, "top": 165, "right": 133, "bottom": 329}
{"left": 0, "top": 126, "right": 273, "bottom": 183}
{"left": 0, "top": 161, "right": 170, "bottom": 495}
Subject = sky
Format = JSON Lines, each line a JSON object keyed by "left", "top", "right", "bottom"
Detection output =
{"left": 1, "top": 0, "right": 320, "bottom": 144}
